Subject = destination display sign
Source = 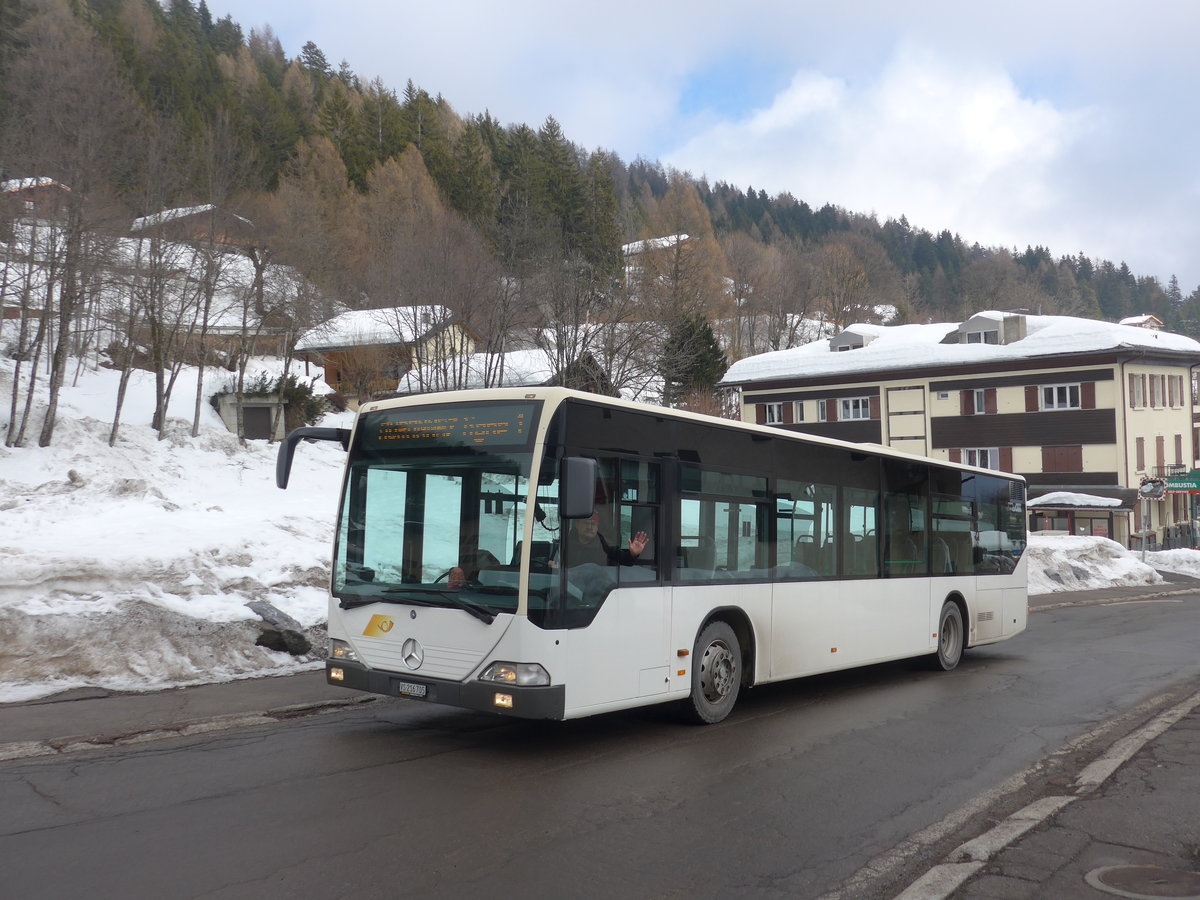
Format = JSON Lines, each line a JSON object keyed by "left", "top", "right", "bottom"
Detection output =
{"left": 360, "top": 401, "right": 538, "bottom": 451}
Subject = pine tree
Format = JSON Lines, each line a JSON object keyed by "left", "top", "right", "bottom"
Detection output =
{"left": 537, "top": 116, "right": 587, "bottom": 255}
{"left": 580, "top": 150, "right": 622, "bottom": 281}
{"left": 299, "top": 40, "right": 332, "bottom": 78}
{"left": 661, "top": 314, "right": 728, "bottom": 407}
{"left": 448, "top": 123, "right": 499, "bottom": 230}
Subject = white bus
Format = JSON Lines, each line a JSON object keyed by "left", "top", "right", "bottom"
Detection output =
{"left": 278, "top": 387, "right": 1027, "bottom": 724}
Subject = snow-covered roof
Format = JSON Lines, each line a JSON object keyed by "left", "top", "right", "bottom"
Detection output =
{"left": 1, "top": 177, "right": 66, "bottom": 193}
{"left": 622, "top": 233, "right": 688, "bottom": 256}
{"left": 130, "top": 204, "right": 253, "bottom": 233}
{"left": 721, "top": 312, "right": 1200, "bottom": 386}
{"left": 397, "top": 348, "right": 556, "bottom": 394}
{"left": 1118, "top": 314, "right": 1163, "bottom": 328}
{"left": 295, "top": 306, "right": 455, "bottom": 351}
{"left": 1028, "top": 491, "right": 1125, "bottom": 509}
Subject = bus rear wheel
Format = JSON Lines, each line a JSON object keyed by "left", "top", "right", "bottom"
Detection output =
{"left": 685, "top": 621, "right": 741, "bottom": 724}
{"left": 933, "top": 600, "right": 964, "bottom": 670}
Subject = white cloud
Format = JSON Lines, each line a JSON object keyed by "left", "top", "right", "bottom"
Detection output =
{"left": 666, "top": 44, "right": 1096, "bottom": 256}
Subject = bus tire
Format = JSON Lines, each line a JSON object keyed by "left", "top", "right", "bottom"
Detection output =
{"left": 685, "top": 620, "right": 741, "bottom": 724}
{"left": 933, "top": 600, "right": 964, "bottom": 670}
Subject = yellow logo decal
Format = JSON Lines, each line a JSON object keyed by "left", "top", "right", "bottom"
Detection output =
{"left": 363, "top": 615, "right": 395, "bottom": 637}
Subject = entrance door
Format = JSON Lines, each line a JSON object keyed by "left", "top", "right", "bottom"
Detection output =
{"left": 243, "top": 406, "right": 273, "bottom": 440}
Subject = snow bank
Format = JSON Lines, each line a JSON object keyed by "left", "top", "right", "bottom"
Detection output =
{"left": 1142, "top": 547, "right": 1200, "bottom": 578}
{"left": 1026, "top": 534, "right": 1164, "bottom": 593}
{"left": 0, "top": 357, "right": 349, "bottom": 702}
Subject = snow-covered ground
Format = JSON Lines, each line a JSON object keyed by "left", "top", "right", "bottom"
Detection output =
{"left": 2, "top": 353, "right": 1199, "bottom": 704}
{"left": 1, "top": 355, "right": 350, "bottom": 702}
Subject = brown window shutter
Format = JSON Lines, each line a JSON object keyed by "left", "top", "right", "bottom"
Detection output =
{"left": 960, "top": 390, "right": 973, "bottom": 416}
{"left": 999, "top": 447, "right": 1013, "bottom": 472}
{"left": 1081, "top": 382, "right": 1096, "bottom": 409}
{"left": 1175, "top": 433, "right": 1183, "bottom": 465}
{"left": 869, "top": 396, "right": 880, "bottom": 419}
{"left": 1041, "top": 446, "right": 1054, "bottom": 471}
{"left": 827, "top": 400, "right": 838, "bottom": 422}
{"left": 1156, "top": 435, "right": 1165, "bottom": 468}
{"left": 985, "top": 389, "right": 998, "bottom": 415}
{"left": 1063, "top": 445, "right": 1083, "bottom": 471}
{"left": 755, "top": 404, "right": 767, "bottom": 425}
{"left": 1025, "top": 385, "right": 1039, "bottom": 412}
{"left": 1136, "top": 437, "right": 1145, "bottom": 471}
{"left": 948, "top": 449, "right": 962, "bottom": 463}
{"left": 1129, "top": 374, "right": 1137, "bottom": 408}
{"left": 782, "top": 401, "right": 794, "bottom": 424}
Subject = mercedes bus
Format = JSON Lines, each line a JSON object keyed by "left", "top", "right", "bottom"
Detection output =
{"left": 277, "top": 387, "right": 1027, "bottom": 724}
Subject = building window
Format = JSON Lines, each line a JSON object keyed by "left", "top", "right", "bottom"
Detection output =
{"left": 1041, "top": 384, "right": 1081, "bottom": 410}
{"left": 1129, "top": 374, "right": 1145, "bottom": 409}
{"left": 793, "top": 401, "right": 804, "bottom": 422}
{"left": 817, "top": 399, "right": 828, "bottom": 422}
{"left": 763, "top": 402, "right": 783, "bottom": 425}
{"left": 1169, "top": 375, "right": 1184, "bottom": 408}
{"left": 964, "top": 330, "right": 999, "bottom": 344}
{"left": 964, "top": 448, "right": 1001, "bottom": 470}
{"left": 840, "top": 397, "right": 871, "bottom": 420}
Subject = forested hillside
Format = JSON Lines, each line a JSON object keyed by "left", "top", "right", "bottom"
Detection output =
{"left": 3, "top": 0, "right": 1199, "bottom": 445}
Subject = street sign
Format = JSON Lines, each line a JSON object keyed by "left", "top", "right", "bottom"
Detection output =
{"left": 1165, "top": 470, "right": 1200, "bottom": 493}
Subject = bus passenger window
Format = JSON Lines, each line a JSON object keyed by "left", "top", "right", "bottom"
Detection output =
{"left": 775, "top": 480, "right": 837, "bottom": 578}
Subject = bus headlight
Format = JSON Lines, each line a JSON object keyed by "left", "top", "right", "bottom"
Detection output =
{"left": 330, "top": 639, "right": 359, "bottom": 662}
{"left": 479, "top": 661, "right": 550, "bottom": 687}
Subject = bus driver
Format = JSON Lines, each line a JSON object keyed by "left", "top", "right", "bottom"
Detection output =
{"left": 564, "top": 512, "right": 647, "bottom": 567}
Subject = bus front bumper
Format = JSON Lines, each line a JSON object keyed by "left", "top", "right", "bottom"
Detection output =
{"left": 326, "top": 660, "right": 566, "bottom": 720}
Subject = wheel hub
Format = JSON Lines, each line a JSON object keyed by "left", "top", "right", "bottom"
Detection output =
{"left": 702, "top": 641, "right": 735, "bottom": 701}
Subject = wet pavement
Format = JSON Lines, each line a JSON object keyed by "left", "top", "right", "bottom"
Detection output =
{"left": 3, "top": 580, "right": 1199, "bottom": 900}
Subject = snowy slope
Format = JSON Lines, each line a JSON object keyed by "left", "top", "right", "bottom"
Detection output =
{"left": 1, "top": 357, "right": 349, "bottom": 702}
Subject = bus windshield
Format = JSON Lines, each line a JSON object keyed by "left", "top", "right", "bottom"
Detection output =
{"left": 333, "top": 400, "right": 557, "bottom": 621}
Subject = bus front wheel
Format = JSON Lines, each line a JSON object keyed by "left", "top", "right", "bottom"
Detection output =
{"left": 685, "top": 620, "right": 741, "bottom": 724}
{"left": 933, "top": 601, "right": 964, "bottom": 670}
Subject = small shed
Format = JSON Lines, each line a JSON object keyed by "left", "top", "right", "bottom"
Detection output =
{"left": 1028, "top": 490, "right": 1135, "bottom": 543}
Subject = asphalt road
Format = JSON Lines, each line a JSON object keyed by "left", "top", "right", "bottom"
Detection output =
{"left": 3, "top": 590, "right": 1199, "bottom": 900}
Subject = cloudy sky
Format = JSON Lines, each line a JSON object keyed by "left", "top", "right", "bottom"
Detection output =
{"left": 209, "top": 1, "right": 1200, "bottom": 291}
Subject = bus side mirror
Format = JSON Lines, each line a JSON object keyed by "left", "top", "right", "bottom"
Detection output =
{"left": 276, "top": 427, "right": 351, "bottom": 489}
{"left": 561, "top": 457, "right": 597, "bottom": 519}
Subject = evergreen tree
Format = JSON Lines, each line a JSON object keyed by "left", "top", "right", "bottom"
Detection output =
{"left": 579, "top": 150, "right": 623, "bottom": 281}
{"left": 448, "top": 122, "right": 499, "bottom": 229}
{"left": 207, "top": 13, "right": 242, "bottom": 55}
{"left": 537, "top": 116, "right": 588, "bottom": 255}
{"left": 299, "top": 40, "right": 331, "bottom": 78}
{"left": 661, "top": 314, "right": 727, "bottom": 406}
{"left": 360, "top": 76, "right": 406, "bottom": 166}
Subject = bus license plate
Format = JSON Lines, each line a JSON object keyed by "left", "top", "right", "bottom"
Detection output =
{"left": 394, "top": 680, "right": 427, "bottom": 698}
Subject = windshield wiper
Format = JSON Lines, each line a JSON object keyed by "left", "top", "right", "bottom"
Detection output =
{"left": 380, "top": 587, "right": 498, "bottom": 624}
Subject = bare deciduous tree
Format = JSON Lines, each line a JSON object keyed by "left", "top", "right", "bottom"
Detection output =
{"left": 1, "top": 0, "right": 140, "bottom": 447}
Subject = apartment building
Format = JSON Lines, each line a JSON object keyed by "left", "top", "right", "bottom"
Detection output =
{"left": 720, "top": 311, "right": 1200, "bottom": 548}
